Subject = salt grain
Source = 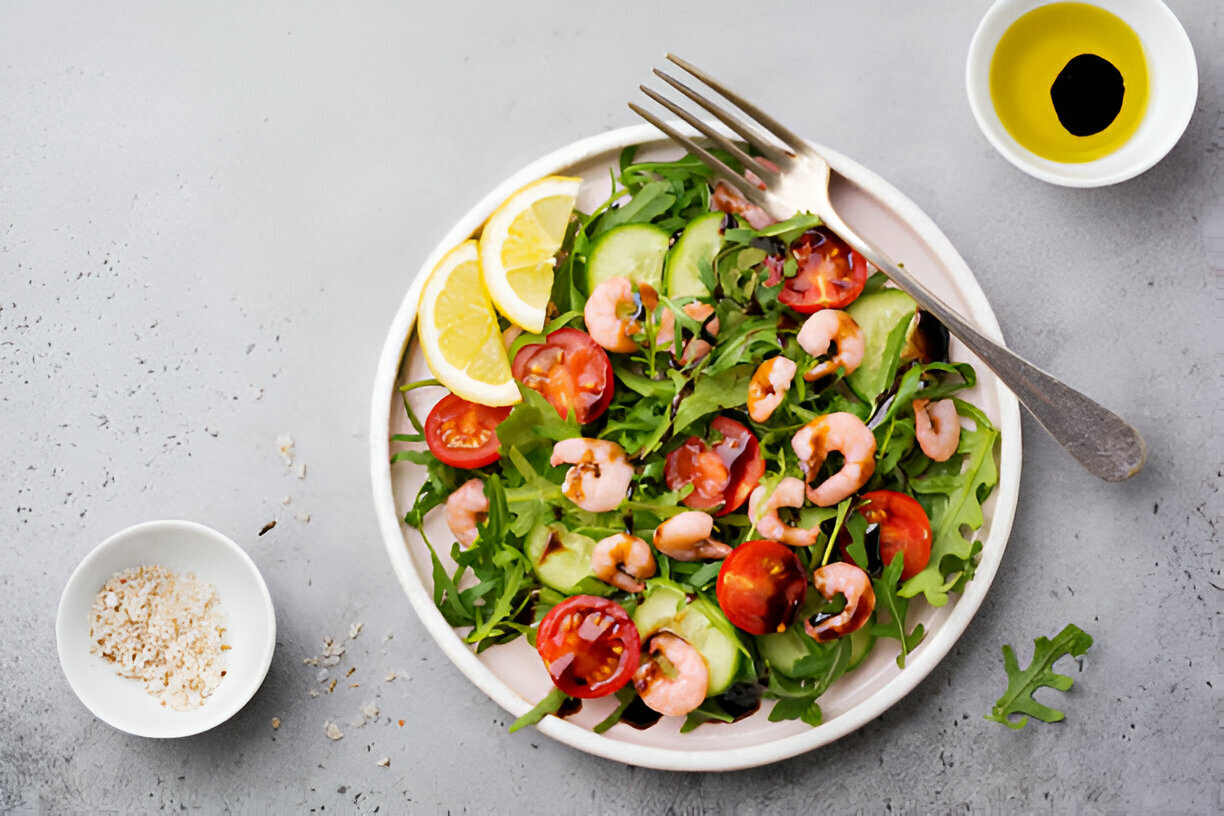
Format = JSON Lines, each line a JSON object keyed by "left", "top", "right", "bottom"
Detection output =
{"left": 276, "top": 434, "right": 295, "bottom": 466}
{"left": 88, "top": 565, "right": 227, "bottom": 712}
{"left": 325, "top": 722, "right": 344, "bottom": 740}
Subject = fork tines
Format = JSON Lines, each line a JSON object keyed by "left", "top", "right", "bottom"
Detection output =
{"left": 630, "top": 54, "right": 811, "bottom": 208}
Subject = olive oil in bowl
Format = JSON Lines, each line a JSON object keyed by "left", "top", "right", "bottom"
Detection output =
{"left": 989, "top": 2, "right": 1149, "bottom": 163}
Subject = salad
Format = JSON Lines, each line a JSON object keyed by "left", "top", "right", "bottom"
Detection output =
{"left": 394, "top": 145, "right": 1000, "bottom": 734}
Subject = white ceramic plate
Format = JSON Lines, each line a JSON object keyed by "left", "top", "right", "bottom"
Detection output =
{"left": 56, "top": 520, "right": 277, "bottom": 738}
{"left": 370, "top": 124, "right": 1022, "bottom": 771}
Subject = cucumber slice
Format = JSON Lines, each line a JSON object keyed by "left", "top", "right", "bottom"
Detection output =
{"left": 755, "top": 625, "right": 818, "bottom": 677}
{"left": 845, "top": 288, "right": 918, "bottom": 404}
{"left": 582, "top": 223, "right": 670, "bottom": 295}
{"left": 664, "top": 212, "right": 724, "bottom": 298}
{"left": 847, "top": 625, "right": 876, "bottom": 671}
{"left": 524, "top": 524, "right": 610, "bottom": 597}
{"left": 633, "top": 580, "right": 745, "bottom": 696}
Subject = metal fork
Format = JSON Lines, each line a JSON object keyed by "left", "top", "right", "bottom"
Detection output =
{"left": 630, "top": 54, "right": 1146, "bottom": 482}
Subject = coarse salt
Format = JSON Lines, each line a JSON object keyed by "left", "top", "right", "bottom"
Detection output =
{"left": 88, "top": 565, "right": 227, "bottom": 712}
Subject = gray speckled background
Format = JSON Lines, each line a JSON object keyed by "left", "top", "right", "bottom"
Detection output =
{"left": 2, "top": 1, "right": 1221, "bottom": 812}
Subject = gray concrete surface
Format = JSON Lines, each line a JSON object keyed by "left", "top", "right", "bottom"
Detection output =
{"left": 2, "top": 1, "right": 1221, "bottom": 813}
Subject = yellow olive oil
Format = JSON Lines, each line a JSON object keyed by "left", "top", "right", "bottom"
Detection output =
{"left": 990, "top": 2, "right": 1149, "bottom": 163}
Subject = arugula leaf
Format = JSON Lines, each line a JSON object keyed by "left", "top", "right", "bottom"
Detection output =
{"left": 764, "top": 638, "right": 850, "bottom": 725}
{"left": 900, "top": 399, "right": 1000, "bottom": 606}
{"left": 593, "top": 181, "right": 675, "bottom": 235}
{"left": 986, "top": 624, "right": 1093, "bottom": 729}
{"left": 593, "top": 686, "right": 638, "bottom": 734}
{"left": 496, "top": 386, "right": 580, "bottom": 456}
{"left": 868, "top": 553, "right": 926, "bottom": 668}
{"left": 680, "top": 698, "right": 736, "bottom": 733}
{"left": 672, "top": 364, "right": 752, "bottom": 434}
{"left": 509, "top": 687, "right": 569, "bottom": 733}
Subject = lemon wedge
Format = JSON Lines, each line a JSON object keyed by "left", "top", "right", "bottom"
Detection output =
{"left": 479, "top": 175, "right": 581, "bottom": 332}
{"left": 417, "top": 240, "right": 520, "bottom": 406}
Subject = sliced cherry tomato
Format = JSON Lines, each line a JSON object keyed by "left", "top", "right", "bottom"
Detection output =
{"left": 839, "top": 489, "right": 933, "bottom": 580}
{"left": 709, "top": 416, "right": 765, "bottom": 517}
{"left": 665, "top": 417, "right": 764, "bottom": 513}
{"left": 664, "top": 437, "right": 729, "bottom": 509}
{"left": 511, "top": 327, "right": 613, "bottom": 424}
{"left": 763, "top": 227, "right": 868, "bottom": 313}
{"left": 423, "top": 394, "right": 511, "bottom": 469}
{"left": 535, "top": 595, "right": 640, "bottom": 699}
{"left": 716, "top": 540, "right": 808, "bottom": 635}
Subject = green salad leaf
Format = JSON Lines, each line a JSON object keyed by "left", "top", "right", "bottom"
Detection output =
{"left": 901, "top": 399, "right": 1000, "bottom": 606}
{"left": 509, "top": 687, "right": 570, "bottom": 733}
{"left": 869, "top": 554, "right": 926, "bottom": 668}
{"left": 986, "top": 624, "right": 1093, "bottom": 729}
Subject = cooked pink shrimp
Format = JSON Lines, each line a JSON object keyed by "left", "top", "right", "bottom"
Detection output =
{"left": 747, "top": 356, "right": 797, "bottom": 422}
{"left": 445, "top": 478, "right": 488, "bottom": 548}
{"left": 792, "top": 413, "right": 877, "bottom": 507}
{"left": 747, "top": 477, "right": 819, "bottom": 547}
{"left": 591, "top": 533, "right": 656, "bottom": 593}
{"left": 711, "top": 160, "right": 779, "bottom": 230}
{"left": 912, "top": 398, "right": 960, "bottom": 462}
{"left": 549, "top": 437, "right": 634, "bottom": 512}
{"left": 797, "top": 309, "right": 865, "bottom": 381}
{"left": 633, "top": 632, "right": 710, "bottom": 717}
{"left": 805, "top": 562, "right": 875, "bottom": 642}
{"left": 583, "top": 276, "right": 674, "bottom": 354}
{"left": 652, "top": 511, "right": 732, "bottom": 561}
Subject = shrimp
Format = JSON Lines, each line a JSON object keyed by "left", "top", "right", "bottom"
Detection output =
{"left": 549, "top": 437, "right": 634, "bottom": 512}
{"left": 912, "top": 398, "right": 960, "bottom": 462}
{"left": 633, "top": 632, "right": 710, "bottom": 717}
{"left": 804, "top": 562, "right": 875, "bottom": 642}
{"left": 652, "top": 511, "right": 732, "bottom": 561}
{"left": 591, "top": 533, "right": 656, "bottom": 593}
{"left": 791, "top": 412, "right": 877, "bottom": 507}
{"left": 445, "top": 478, "right": 488, "bottom": 548}
{"left": 711, "top": 160, "right": 780, "bottom": 231}
{"left": 747, "top": 477, "right": 819, "bottom": 547}
{"left": 797, "top": 309, "right": 865, "bottom": 381}
{"left": 747, "top": 356, "right": 797, "bottom": 422}
{"left": 583, "top": 276, "right": 674, "bottom": 354}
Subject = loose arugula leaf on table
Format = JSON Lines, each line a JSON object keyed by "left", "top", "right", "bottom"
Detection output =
{"left": 900, "top": 399, "right": 1000, "bottom": 607}
{"left": 986, "top": 624, "right": 1093, "bottom": 729}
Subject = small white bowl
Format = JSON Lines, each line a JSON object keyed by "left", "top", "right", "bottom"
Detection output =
{"left": 56, "top": 520, "right": 276, "bottom": 738}
{"left": 966, "top": 0, "right": 1198, "bottom": 187}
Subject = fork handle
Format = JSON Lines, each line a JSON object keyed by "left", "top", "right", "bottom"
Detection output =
{"left": 821, "top": 211, "right": 1146, "bottom": 482}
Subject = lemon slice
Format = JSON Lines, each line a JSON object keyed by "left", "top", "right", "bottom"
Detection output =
{"left": 417, "top": 240, "right": 520, "bottom": 406}
{"left": 479, "top": 175, "right": 581, "bottom": 332}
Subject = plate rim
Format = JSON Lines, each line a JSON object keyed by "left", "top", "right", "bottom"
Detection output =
{"left": 369, "top": 123, "right": 1022, "bottom": 771}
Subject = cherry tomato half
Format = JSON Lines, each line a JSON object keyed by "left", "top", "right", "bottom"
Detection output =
{"left": 763, "top": 227, "right": 868, "bottom": 313}
{"left": 709, "top": 416, "right": 765, "bottom": 517}
{"left": 664, "top": 417, "right": 764, "bottom": 513}
{"left": 535, "top": 595, "right": 640, "bottom": 699}
{"left": 424, "top": 393, "right": 511, "bottom": 469}
{"left": 840, "top": 490, "right": 933, "bottom": 580}
{"left": 716, "top": 540, "right": 808, "bottom": 635}
{"left": 512, "top": 328, "right": 614, "bottom": 424}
